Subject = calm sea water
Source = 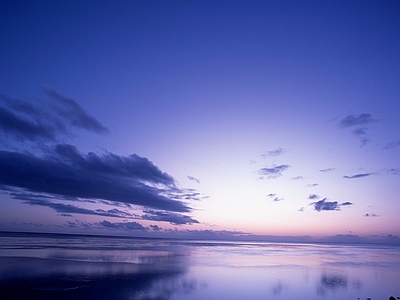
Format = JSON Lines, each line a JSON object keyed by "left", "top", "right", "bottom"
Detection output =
{"left": 0, "top": 232, "right": 399, "bottom": 300}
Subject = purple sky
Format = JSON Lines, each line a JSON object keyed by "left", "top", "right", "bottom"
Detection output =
{"left": 1, "top": 0, "right": 399, "bottom": 243}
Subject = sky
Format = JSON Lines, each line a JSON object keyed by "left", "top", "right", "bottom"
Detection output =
{"left": 1, "top": 0, "right": 400, "bottom": 243}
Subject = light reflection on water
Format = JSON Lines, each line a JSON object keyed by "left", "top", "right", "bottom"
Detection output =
{"left": 0, "top": 233, "right": 399, "bottom": 299}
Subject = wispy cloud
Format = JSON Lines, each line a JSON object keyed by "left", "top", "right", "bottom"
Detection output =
{"left": 291, "top": 176, "right": 304, "bottom": 180}
{"left": 319, "top": 168, "right": 336, "bottom": 173}
{"left": 343, "top": 173, "right": 373, "bottom": 179}
{"left": 310, "top": 198, "right": 353, "bottom": 212}
{"left": 308, "top": 194, "right": 320, "bottom": 200}
{"left": 142, "top": 210, "right": 199, "bottom": 225}
{"left": 338, "top": 113, "right": 377, "bottom": 128}
{"left": 364, "top": 213, "right": 379, "bottom": 217}
{"left": 0, "top": 89, "right": 108, "bottom": 143}
{"left": 99, "top": 220, "right": 146, "bottom": 231}
{"left": 187, "top": 175, "right": 200, "bottom": 184}
{"left": 261, "top": 148, "right": 285, "bottom": 158}
{"left": 21, "top": 198, "right": 133, "bottom": 218}
{"left": 43, "top": 88, "right": 109, "bottom": 134}
{"left": 259, "top": 164, "right": 289, "bottom": 178}
{"left": 306, "top": 183, "right": 319, "bottom": 187}
{"left": 383, "top": 139, "right": 400, "bottom": 150}
{"left": 337, "top": 113, "right": 378, "bottom": 147}
{"left": 352, "top": 127, "right": 369, "bottom": 146}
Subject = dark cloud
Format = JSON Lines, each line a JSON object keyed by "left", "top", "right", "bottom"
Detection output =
{"left": 43, "top": 88, "right": 109, "bottom": 134}
{"left": 364, "top": 213, "right": 379, "bottom": 217}
{"left": 150, "top": 224, "right": 161, "bottom": 231}
{"left": 187, "top": 176, "right": 200, "bottom": 184}
{"left": 259, "top": 164, "right": 289, "bottom": 178}
{"left": 272, "top": 197, "right": 284, "bottom": 202}
{"left": 343, "top": 173, "right": 373, "bottom": 179}
{"left": 142, "top": 210, "right": 199, "bottom": 225}
{"left": 319, "top": 168, "right": 336, "bottom": 173}
{"left": 0, "top": 147, "right": 192, "bottom": 213}
{"left": 0, "top": 106, "right": 56, "bottom": 141}
{"left": 99, "top": 220, "right": 145, "bottom": 231}
{"left": 0, "top": 90, "right": 202, "bottom": 225}
{"left": 383, "top": 139, "right": 400, "bottom": 150}
{"left": 311, "top": 198, "right": 340, "bottom": 212}
{"left": 338, "top": 113, "right": 377, "bottom": 128}
{"left": 310, "top": 199, "right": 353, "bottom": 211}
{"left": 22, "top": 198, "right": 133, "bottom": 218}
{"left": 0, "top": 89, "right": 108, "bottom": 143}
{"left": 261, "top": 148, "right": 285, "bottom": 158}
{"left": 308, "top": 194, "right": 320, "bottom": 200}
{"left": 52, "top": 143, "right": 174, "bottom": 186}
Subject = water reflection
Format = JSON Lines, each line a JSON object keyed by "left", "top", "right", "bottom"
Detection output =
{"left": 0, "top": 256, "right": 198, "bottom": 300}
{"left": 317, "top": 274, "right": 348, "bottom": 295}
{"left": 1, "top": 233, "right": 400, "bottom": 300}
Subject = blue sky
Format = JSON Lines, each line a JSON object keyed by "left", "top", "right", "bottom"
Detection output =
{"left": 1, "top": 0, "right": 399, "bottom": 242}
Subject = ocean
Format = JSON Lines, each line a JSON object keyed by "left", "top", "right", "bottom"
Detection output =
{"left": 0, "top": 232, "right": 399, "bottom": 299}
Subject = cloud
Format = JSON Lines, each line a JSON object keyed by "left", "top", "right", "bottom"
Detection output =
{"left": 337, "top": 114, "right": 378, "bottom": 146}
{"left": 261, "top": 148, "right": 285, "bottom": 158}
{"left": 306, "top": 183, "right": 318, "bottom": 187}
{"left": 150, "top": 224, "right": 161, "bottom": 231}
{"left": 272, "top": 197, "right": 284, "bottom": 202}
{"left": 291, "top": 176, "right": 303, "bottom": 180}
{"left": 99, "top": 220, "right": 146, "bottom": 231}
{"left": 0, "top": 89, "right": 204, "bottom": 229}
{"left": 21, "top": 198, "right": 133, "bottom": 218}
{"left": 310, "top": 198, "right": 353, "bottom": 211}
{"left": 308, "top": 194, "right": 320, "bottom": 199}
{"left": 0, "top": 106, "right": 57, "bottom": 141}
{"left": 187, "top": 176, "right": 200, "bottom": 184}
{"left": 298, "top": 207, "right": 304, "bottom": 212}
{"left": 387, "top": 168, "right": 399, "bottom": 175}
{"left": 364, "top": 213, "right": 379, "bottom": 217}
{"left": 319, "top": 168, "right": 336, "bottom": 173}
{"left": 383, "top": 139, "right": 400, "bottom": 150}
{"left": 338, "top": 113, "right": 377, "bottom": 128}
{"left": 259, "top": 164, "right": 289, "bottom": 178}
{"left": 142, "top": 210, "right": 199, "bottom": 225}
{"left": 267, "top": 193, "right": 276, "bottom": 198}
{"left": 343, "top": 173, "right": 373, "bottom": 179}
{"left": 0, "top": 148, "right": 192, "bottom": 213}
{"left": 0, "top": 89, "right": 108, "bottom": 143}
{"left": 53, "top": 143, "right": 174, "bottom": 186}
{"left": 352, "top": 127, "right": 369, "bottom": 146}
{"left": 43, "top": 88, "right": 109, "bottom": 134}
{"left": 311, "top": 199, "right": 340, "bottom": 211}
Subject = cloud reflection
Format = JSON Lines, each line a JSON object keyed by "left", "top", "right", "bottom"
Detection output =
{"left": 317, "top": 274, "right": 347, "bottom": 296}
{"left": 0, "top": 255, "right": 198, "bottom": 300}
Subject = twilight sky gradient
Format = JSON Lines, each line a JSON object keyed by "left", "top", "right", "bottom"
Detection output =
{"left": 1, "top": 0, "right": 399, "bottom": 242}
